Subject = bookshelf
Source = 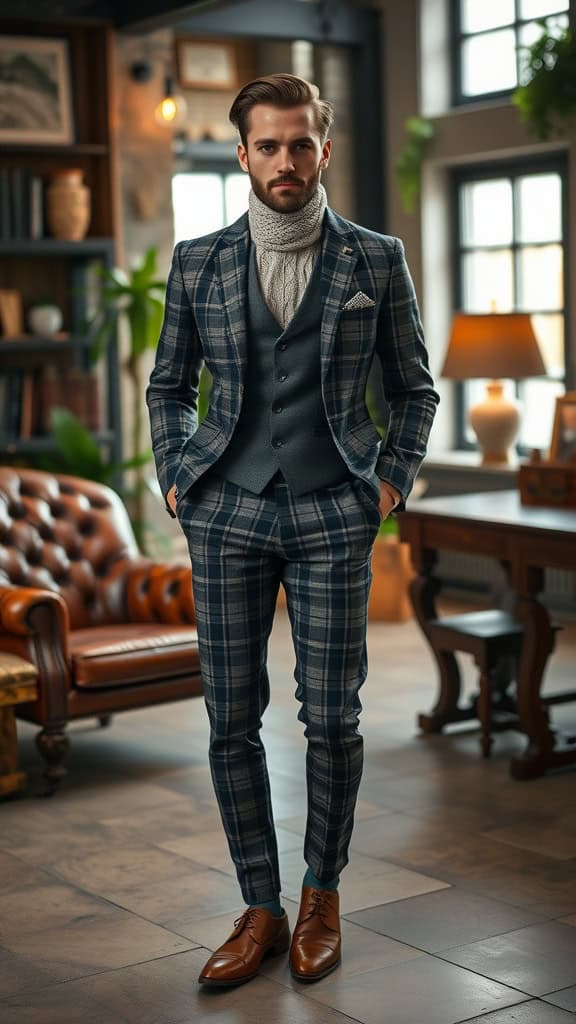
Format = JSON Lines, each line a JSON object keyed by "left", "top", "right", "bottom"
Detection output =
{"left": 0, "top": 19, "right": 121, "bottom": 467}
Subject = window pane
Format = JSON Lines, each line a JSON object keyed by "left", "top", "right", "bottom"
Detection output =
{"left": 519, "top": 0, "right": 568, "bottom": 19}
{"left": 224, "top": 173, "right": 250, "bottom": 225}
{"left": 517, "top": 173, "right": 562, "bottom": 243}
{"left": 518, "top": 378, "right": 564, "bottom": 450}
{"left": 461, "top": 0, "right": 515, "bottom": 33}
{"left": 292, "top": 39, "right": 315, "bottom": 80}
{"left": 172, "top": 173, "right": 224, "bottom": 242}
{"left": 517, "top": 244, "right": 563, "bottom": 311}
{"left": 462, "top": 250, "right": 514, "bottom": 311}
{"left": 462, "top": 29, "right": 517, "bottom": 95}
{"left": 461, "top": 180, "right": 513, "bottom": 246}
{"left": 531, "top": 313, "right": 565, "bottom": 377}
{"left": 518, "top": 15, "right": 569, "bottom": 84}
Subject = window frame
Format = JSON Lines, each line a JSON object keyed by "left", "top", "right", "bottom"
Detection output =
{"left": 450, "top": 0, "right": 570, "bottom": 106}
{"left": 451, "top": 154, "right": 571, "bottom": 452}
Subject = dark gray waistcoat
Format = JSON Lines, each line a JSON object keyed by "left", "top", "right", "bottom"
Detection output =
{"left": 214, "top": 244, "right": 349, "bottom": 495}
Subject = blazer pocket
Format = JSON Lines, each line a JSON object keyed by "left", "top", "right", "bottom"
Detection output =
{"left": 348, "top": 419, "right": 381, "bottom": 447}
{"left": 188, "top": 421, "right": 221, "bottom": 447}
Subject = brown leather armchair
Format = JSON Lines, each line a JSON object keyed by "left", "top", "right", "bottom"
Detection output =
{"left": 0, "top": 467, "right": 202, "bottom": 793}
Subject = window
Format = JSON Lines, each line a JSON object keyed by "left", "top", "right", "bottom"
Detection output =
{"left": 172, "top": 169, "right": 250, "bottom": 242}
{"left": 453, "top": 0, "right": 569, "bottom": 102}
{"left": 453, "top": 161, "right": 567, "bottom": 451}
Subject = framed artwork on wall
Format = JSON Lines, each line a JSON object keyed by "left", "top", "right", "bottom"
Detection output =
{"left": 175, "top": 37, "right": 239, "bottom": 90}
{"left": 0, "top": 35, "right": 74, "bottom": 145}
{"left": 549, "top": 392, "right": 576, "bottom": 464}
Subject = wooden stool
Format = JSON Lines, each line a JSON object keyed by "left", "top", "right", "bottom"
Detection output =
{"left": 426, "top": 610, "right": 527, "bottom": 758}
{"left": 0, "top": 653, "right": 38, "bottom": 797}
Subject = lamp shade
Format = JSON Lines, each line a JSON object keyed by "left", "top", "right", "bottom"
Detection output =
{"left": 441, "top": 312, "right": 546, "bottom": 380}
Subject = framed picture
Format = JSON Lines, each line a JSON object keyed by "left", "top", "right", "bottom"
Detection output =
{"left": 175, "top": 37, "right": 239, "bottom": 90}
{"left": 549, "top": 392, "right": 576, "bottom": 464}
{"left": 0, "top": 35, "right": 74, "bottom": 145}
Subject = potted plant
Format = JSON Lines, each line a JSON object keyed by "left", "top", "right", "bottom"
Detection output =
{"left": 394, "top": 116, "right": 436, "bottom": 215}
{"left": 85, "top": 247, "right": 167, "bottom": 547}
{"left": 364, "top": 380, "right": 415, "bottom": 622}
{"left": 513, "top": 21, "right": 576, "bottom": 139}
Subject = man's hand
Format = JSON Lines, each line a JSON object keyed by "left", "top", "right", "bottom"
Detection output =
{"left": 379, "top": 481, "right": 400, "bottom": 519}
{"left": 167, "top": 483, "right": 178, "bottom": 514}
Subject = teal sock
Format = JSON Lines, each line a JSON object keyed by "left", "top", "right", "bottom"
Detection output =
{"left": 303, "top": 866, "right": 339, "bottom": 891}
{"left": 250, "top": 898, "right": 283, "bottom": 917}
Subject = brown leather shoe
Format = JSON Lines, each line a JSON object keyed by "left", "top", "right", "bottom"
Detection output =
{"left": 198, "top": 907, "right": 290, "bottom": 987}
{"left": 290, "top": 886, "right": 341, "bottom": 982}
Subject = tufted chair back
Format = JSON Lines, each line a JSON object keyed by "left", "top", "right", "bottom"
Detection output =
{"left": 0, "top": 467, "right": 142, "bottom": 630}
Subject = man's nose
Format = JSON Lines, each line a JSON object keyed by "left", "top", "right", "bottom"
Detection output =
{"left": 277, "top": 149, "right": 296, "bottom": 173}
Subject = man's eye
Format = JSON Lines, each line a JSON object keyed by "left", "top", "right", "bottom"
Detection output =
{"left": 259, "top": 145, "right": 274, "bottom": 153}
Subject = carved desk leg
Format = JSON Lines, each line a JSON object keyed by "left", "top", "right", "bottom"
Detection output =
{"left": 409, "top": 552, "right": 463, "bottom": 733}
{"left": 510, "top": 566, "right": 556, "bottom": 780}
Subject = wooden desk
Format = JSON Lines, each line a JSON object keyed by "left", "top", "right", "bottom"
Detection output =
{"left": 398, "top": 490, "right": 576, "bottom": 779}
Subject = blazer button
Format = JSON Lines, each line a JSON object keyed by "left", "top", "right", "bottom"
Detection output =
{"left": 272, "top": 404, "right": 283, "bottom": 413}
{"left": 278, "top": 374, "right": 287, "bottom": 382}
{"left": 272, "top": 438, "right": 284, "bottom": 448}
{"left": 279, "top": 343, "right": 287, "bottom": 351}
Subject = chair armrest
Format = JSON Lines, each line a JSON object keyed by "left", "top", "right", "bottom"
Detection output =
{"left": 125, "top": 564, "right": 195, "bottom": 625}
{"left": 0, "top": 586, "right": 71, "bottom": 720}
{"left": 0, "top": 585, "right": 69, "bottom": 639}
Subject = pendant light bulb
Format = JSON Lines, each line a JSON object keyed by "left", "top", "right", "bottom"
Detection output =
{"left": 155, "top": 75, "right": 187, "bottom": 128}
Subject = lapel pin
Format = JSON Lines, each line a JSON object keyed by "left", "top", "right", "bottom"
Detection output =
{"left": 342, "top": 246, "right": 353, "bottom": 255}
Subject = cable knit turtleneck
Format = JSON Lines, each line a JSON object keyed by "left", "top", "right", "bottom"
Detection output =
{"left": 248, "top": 184, "right": 327, "bottom": 329}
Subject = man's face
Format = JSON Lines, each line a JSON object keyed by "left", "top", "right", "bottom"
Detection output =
{"left": 237, "top": 103, "right": 331, "bottom": 213}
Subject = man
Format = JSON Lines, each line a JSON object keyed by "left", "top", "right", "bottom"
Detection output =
{"left": 147, "top": 73, "right": 438, "bottom": 988}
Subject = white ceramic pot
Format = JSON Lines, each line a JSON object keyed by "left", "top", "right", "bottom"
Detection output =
{"left": 28, "top": 304, "right": 64, "bottom": 337}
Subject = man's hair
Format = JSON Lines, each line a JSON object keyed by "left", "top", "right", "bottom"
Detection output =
{"left": 229, "top": 73, "right": 334, "bottom": 145}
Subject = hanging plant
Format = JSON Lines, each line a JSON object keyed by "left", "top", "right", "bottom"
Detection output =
{"left": 394, "top": 116, "right": 435, "bottom": 215}
{"left": 513, "top": 21, "right": 576, "bottom": 140}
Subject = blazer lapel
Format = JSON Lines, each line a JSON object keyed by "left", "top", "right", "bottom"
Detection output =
{"left": 216, "top": 216, "right": 250, "bottom": 378}
{"left": 320, "top": 213, "right": 358, "bottom": 376}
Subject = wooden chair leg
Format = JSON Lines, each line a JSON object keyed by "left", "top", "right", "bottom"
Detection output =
{"left": 35, "top": 724, "right": 70, "bottom": 796}
{"left": 477, "top": 670, "right": 493, "bottom": 759}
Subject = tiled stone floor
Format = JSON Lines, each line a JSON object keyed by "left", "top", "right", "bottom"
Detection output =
{"left": 1, "top": 604, "right": 576, "bottom": 1023}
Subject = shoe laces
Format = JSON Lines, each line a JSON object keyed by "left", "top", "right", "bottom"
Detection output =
{"left": 233, "top": 907, "right": 261, "bottom": 932}
{"left": 306, "top": 888, "right": 332, "bottom": 920}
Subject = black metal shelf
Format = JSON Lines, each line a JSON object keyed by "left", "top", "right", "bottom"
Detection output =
{"left": 0, "top": 238, "right": 114, "bottom": 257}
{"left": 1, "top": 143, "right": 109, "bottom": 156}
{"left": 0, "top": 336, "right": 83, "bottom": 353}
{"left": 0, "top": 431, "right": 116, "bottom": 455}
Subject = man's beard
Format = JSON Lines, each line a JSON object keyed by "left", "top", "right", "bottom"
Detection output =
{"left": 249, "top": 165, "right": 322, "bottom": 213}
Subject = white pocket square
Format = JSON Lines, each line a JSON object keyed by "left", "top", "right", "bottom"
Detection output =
{"left": 342, "top": 291, "right": 375, "bottom": 311}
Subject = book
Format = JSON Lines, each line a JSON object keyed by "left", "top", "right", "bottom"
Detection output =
{"left": 29, "top": 176, "right": 45, "bottom": 240}
{"left": 0, "top": 168, "right": 10, "bottom": 240}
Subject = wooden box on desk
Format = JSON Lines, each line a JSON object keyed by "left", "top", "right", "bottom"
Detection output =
{"left": 519, "top": 460, "right": 576, "bottom": 509}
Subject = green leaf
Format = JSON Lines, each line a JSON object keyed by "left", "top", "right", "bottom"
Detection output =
{"left": 50, "top": 408, "right": 109, "bottom": 482}
{"left": 512, "top": 22, "right": 576, "bottom": 140}
{"left": 394, "top": 117, "right": 435, "bottom": 214}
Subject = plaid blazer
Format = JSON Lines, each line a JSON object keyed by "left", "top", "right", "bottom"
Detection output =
{"left": 146, "top": 206, "right": 439, "bottom": 509}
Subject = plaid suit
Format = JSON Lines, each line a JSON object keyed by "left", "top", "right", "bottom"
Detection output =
{"left": 147, "top": 207, "right": 438, "bottom": 904}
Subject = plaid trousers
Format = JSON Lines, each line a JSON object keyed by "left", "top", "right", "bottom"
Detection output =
{"left": 177, "top": 472, "right": 381, "bottom": 905}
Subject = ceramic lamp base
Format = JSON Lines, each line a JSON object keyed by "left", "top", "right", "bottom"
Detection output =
{"left": 469, "top": 380, "right": 520, "bottom": 465}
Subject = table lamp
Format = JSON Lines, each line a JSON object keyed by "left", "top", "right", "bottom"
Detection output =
{"left": 441, "top": 312, "right": 546, "bottom": 464}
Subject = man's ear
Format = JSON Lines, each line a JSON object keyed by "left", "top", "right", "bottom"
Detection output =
{"left": 238, "top": 143, "right": 249, "bottom": 173}
{"left": 321, "top": 139, "right": 332, "bottom": 169}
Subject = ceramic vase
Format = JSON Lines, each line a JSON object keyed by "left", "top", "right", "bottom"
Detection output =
{"left": 46, "top": 169, "right": 91, "bottom": 241}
